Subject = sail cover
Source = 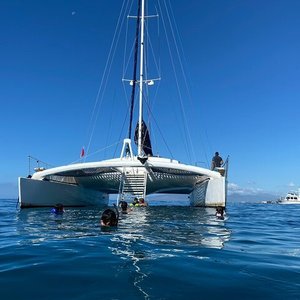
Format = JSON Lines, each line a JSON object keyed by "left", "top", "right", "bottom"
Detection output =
{"left": 134, "top": 120, "right": 153, "bottom": 156}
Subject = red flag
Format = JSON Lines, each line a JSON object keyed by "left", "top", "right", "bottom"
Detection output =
{"left": 80, "top": 147, "right": 85, "bottom": 158}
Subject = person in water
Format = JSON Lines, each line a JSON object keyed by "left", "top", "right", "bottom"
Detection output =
{"left": 130, "top": 197, "right": 148, "bottom": 207}
{"left": 119, "top": 201, "right": 130, "bottom": 214}
{"left": 215, "top": 206, "right": 225, "bottom": 220}
{"left": 138, "top": 198, "right": 148, "bottom": 207}
{"left": 130, "top": 197, "right": 139, "bottom": 207}
{"left": 100, "top": 204, "right": 119, "bottom": 227}
{"left": 211, "top": 152, "right": 224, "bottom": 170}
{"left": 51, "top": 203, "right": 64, "bottom": 214}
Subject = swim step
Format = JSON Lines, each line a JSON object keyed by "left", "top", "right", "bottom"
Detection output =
{"left": 120, "top": 172, "right": 147, "bottom": 200}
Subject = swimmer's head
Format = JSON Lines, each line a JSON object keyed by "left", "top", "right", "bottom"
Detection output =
{"left": 119, "top": 201, "right": 128, "bottom": 212}
{"left": 215, "top": 206, "right": 224, "bottom": 219}
{"left": 51, "top": 203, "right": 64, "bottom": 214}
{"left": 101, "top": 208, "right": 118, "bottom": 227}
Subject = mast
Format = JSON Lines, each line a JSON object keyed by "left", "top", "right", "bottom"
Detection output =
{"left": 137, "top": 0, "right": 145, "bottom": 156}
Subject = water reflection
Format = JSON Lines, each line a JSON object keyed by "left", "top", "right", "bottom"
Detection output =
{"left": 14, "top": 205, "right": 230, "bottom": 250}
{"left": 12, "top": 204, "right": 230, "bottom": 299}
{"left": 108, "top": 206, "right": 231, "bottom": 299}
{"left": 15, "top": 207, "right": 102, "bottom": 245}
{"left": 114, "top": 207, "right": 231, "bottom": 249}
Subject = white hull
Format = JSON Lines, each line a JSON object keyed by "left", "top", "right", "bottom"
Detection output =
{"left": 278, "top": 201, "right": 300, "bottom": 205}
{"left": 18, "top": 156, "right": 227, "bottom": 208}
{"left": 19, "top": 177, "right": 109, "bottom": 208}
{"left": 190, "top": 176, "right": 227, "bottom": 207}
{"left": 278, "top": 192, "right": 300, "bottom": 205}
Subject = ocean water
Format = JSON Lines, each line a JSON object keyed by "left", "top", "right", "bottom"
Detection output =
{"left": 0, "top": 199, "right": 300, "bottom": 300}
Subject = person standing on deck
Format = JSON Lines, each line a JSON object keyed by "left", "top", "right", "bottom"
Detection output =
{"left": 211, "top": 152, "right": 223, "bottom": 170}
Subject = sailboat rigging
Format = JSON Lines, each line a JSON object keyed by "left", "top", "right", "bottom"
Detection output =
{"left": 18, "top": 0, "right": 228, "bottom": 208}
{"left": 128, "top": 0, "right": 152, "bottom": 158}
{"left": 128, "top": 0, "right": 141, "bottom": 142}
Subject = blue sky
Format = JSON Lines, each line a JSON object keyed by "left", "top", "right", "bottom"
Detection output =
{"left": 1, "top": 0, "right": 300, "bottom": 199}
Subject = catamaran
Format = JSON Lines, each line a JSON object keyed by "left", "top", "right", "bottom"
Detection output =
{"left": 18, "top": 0, "right": 228, "bottom": 208}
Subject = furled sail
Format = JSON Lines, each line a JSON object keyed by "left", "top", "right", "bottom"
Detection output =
{"left": 134, "top": 120, "right": 153, "bottom": 156}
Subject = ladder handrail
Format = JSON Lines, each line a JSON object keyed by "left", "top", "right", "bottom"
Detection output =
{"left": 118, "top": 169, "right": 148, "bottom": 201}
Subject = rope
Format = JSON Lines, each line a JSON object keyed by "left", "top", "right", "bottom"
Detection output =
{"left": 27, "top": 155, "right": 55, "bottom": 169}
{"left": 139, "top": 84, "right": 174, "bottom": 158}
{"left": 85, "top": 0, "right": 129, "bottom": 158}
{"left": 128, "top": 0, "right": 142, "bottom": 139}
{"left": 166, "top": 0, "right": 211, "bottom": 166}
{"left": 158, "top": 1, "right": 192, "bottom": 163}
{"left": 69, "top": 141, "right": 123, "bottom": 164}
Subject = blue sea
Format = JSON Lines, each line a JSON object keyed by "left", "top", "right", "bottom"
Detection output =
{"left": 0, "top": 199, "right": 300, "bottom": 299}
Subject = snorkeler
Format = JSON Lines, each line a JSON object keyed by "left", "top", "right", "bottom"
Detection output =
{"left": 215, "top": 207, "right": 225, "bottom": 220}
{"left": 100, "top": 204, "right": 119, "bottom": 227}
{"left": 51, "top": 203, "right": 64, "bottom": 214}
{"left": 119, "top": 201, "right": 131, "bottom": 214}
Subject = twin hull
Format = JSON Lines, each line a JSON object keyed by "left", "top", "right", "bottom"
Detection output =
{"left": 18, "top": 157, "right": 227, "bottom": 208}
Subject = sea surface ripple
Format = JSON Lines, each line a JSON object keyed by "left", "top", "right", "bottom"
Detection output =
{"left": 0, "top": 199, "right": 299, "bottom": 299}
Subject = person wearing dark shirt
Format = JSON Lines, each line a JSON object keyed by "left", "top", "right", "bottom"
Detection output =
{"left": 211, "top": 152, "right": 223, "bottom": 170}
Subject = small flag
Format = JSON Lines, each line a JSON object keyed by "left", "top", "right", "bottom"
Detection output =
{"left": 80, "top": 147, "right": 85, "bottom": 158}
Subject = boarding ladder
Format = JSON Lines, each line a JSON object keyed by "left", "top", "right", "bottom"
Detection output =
{"left": 118, "top": 170, "right": 147, "bottom": 202}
